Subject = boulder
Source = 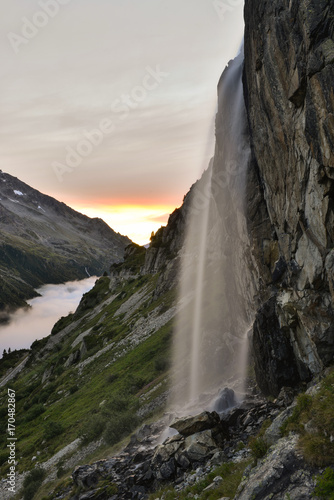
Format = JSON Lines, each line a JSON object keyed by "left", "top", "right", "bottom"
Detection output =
{"left": 184, "top": 430, "right": 218, "bottom": 462}
{"left": 212, "top": 388, "right": 237, "bottom": 412}
{"left": 152, "top": 440, "right": 183, "bottom": 466}
{"left": 170, "top": 411, "right": 220, "bottom": 436}
{"left": 72, "top": 464, "right": 101, "bottom": 489}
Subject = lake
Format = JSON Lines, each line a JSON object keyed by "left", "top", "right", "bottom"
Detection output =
{"left": 0, "top": 277, "right": 97, "bottom": 355}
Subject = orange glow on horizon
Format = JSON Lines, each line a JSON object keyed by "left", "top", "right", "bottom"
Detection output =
{"left": 71, "top": 203, "right": 176, "bottom": 245}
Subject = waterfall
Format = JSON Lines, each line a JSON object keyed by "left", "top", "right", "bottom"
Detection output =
{"left": 171, "top": 46, "right": 252, "bottom": 413}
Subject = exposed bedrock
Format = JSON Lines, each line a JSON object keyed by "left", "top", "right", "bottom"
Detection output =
{"left": 244, "top": 0, "right": 334, "bottom": 395}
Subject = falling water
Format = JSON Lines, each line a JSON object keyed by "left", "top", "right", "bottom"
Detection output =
{"left": 171, "top": 46, "right": 253, "bottom": 413}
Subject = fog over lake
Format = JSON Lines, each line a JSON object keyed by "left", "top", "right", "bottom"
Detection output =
{"left": 0, "top": 277, "right": 97, "bottom": 354}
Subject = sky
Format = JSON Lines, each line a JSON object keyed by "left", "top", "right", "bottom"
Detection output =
{"left": 0, "top": 0, "right": 244, "bottom": 244}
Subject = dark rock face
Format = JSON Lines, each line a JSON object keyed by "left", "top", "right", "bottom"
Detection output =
{"left": 244, "top": 0, "right": 334, "bottom": 394}
{"left": 252, "top": 297, "right": 302, "bottom": 396}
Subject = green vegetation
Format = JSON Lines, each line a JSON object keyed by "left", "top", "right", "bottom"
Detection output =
{"left": 79, "top": 393, "right": 140, "bottom": 445}
{"left": 281, "top": 370, "right": 334, "bottom": 466}
{"left": 280, "top": 393, "right": 312, "bottom": 436}
{"left": 0, "top": 265, "right": 174, "bottom": 480}
{"left": 149, "top": 460, "right": 251, "bottom": 500}
{"left": 248, "top": 419, "right": 271, "bottom": 462}
{"left": 0, "top": 348, "right": 29, "bottom": 379}
{"left": 51, "top": 314, "right": 74, "bottom": 335}
{"left": 313, "top": 468, "right": 334, "bottom": 499}
{"left": 74, "top": 276, "right": 110, "bottom": 316}
{"left": 22, "top": 467, "right": 46, "bottom": 500}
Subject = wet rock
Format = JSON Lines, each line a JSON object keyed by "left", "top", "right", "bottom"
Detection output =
{"left": 212, "top": 388, "right": 237, "bottom": 412}
{"left": 175, "top": 451, "right": 191, "bottom": 470}
{"left": 152, "top": 440, "right": 183, "bottom": 466}
{"left": 135, "top": 424, "right": 152, "bottom": 443}
{"left": 184, "top": 430, "right": 218, "bottom": 462}
{"left": 158, "top": 458, "right": 176, "bottom": 480}
{"left": 170, "top": 411, "right": 220, "bottom": 436}
{"left": 252, "top": 297, "right": 301, "bottom": 396}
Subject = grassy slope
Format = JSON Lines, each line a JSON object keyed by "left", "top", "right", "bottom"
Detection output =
{"left": 0, "top": 253, "right": 176, "bottom": 487}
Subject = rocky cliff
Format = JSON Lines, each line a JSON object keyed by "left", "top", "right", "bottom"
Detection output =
{"left": 243, "top": 0, "right": 334, "bottom": 396}
{"left": 0, "top": 171, "right": 130, "bottom": 311}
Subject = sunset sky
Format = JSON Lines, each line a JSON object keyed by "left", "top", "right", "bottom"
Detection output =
{"left": 1, "top": 0, "right": 244, "bottom": 244}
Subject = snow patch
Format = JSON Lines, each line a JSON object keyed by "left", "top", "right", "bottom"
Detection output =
{"left": 14, "top": 190, "right": 24, "bottom": 196}
{"left": 38, "top": 205, "right": 46, "bottom": 212}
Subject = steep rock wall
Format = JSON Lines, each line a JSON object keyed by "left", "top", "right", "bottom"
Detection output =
{"left": 244, "top": 0, "right": 334, "bottom": 394}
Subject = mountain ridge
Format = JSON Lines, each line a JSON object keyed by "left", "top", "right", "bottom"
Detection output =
{"left": 0, "top": 170, "right": 131, "bottom": 311}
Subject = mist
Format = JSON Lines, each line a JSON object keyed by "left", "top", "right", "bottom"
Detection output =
{"left": 0, "top": 277, "right": 97, "bottom": 355}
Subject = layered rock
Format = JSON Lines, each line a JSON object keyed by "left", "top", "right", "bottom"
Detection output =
{"left": 244, "top": 0, "right": 334, "bottom": 395}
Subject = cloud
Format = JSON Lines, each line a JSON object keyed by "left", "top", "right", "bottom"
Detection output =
{"left": 0, "top": 277, "right": 97, "bottom": 353}
{"left": 0, "top": 0, "right": 244, "bottom": 232}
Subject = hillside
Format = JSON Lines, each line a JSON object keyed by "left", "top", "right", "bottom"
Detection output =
{"left": 0, "top": 228, "right": 185, "bottom": 498}
{"left": 0, "top": 171, "right": 131, "bottom": 311}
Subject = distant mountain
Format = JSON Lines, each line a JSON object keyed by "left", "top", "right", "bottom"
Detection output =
{"left": 0, "top": 170, "right": 131, "bottom": 311}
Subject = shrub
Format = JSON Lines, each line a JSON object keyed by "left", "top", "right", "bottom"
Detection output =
{"left": 103, "top": 394, "right": 133, "bottom": 413}
{"left": 106, "top": 373, "right": 119, "bottom": 384}
{"left": 313, "top": 467, "right": 334, "bottom": 499}
{"left": 69, "top": 384, "right": 79, "bottom": 394}
{"left": 57, "top": 466, "right": 66, "bottom": 478}
{"left": 23, "top": 467, "right": 46, "bottom": 487}
{"left": 38, "top": 383, "right": 57, "bottom": 403}
{"left": 249, "top": 436, "right": 269, "bottom": 460}
{"left": 43, "top": 421, "right": 64, "bottom": 440}
{"left": 249, "top": 419, "right": 271, "bottom": 461}
{"left": 103, "top": 411, "right": 139, "bottom": 445}
{"left": 154, "top": 355, "right": 170, "bottom": 372}
{"left": 51, "top": 314, "right": 74, "bottom": 335}
{"left": 23, "top": 468, "right": 46, "bottom": 500}
{"left": 79, "top": 415, "right": 107, "bottom": 445}
{"left": 99, "top": 393, "right": 141, "bottom": 446}
{"left": 24, "top": 404, "right": 45, "bottom": 423}
{"left": 23, "top": 481, "right": 41, "bottom": 500}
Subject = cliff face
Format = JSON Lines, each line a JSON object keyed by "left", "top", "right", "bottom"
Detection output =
{"left": 244, "top": 0, "right": 334, "bottom": 395}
